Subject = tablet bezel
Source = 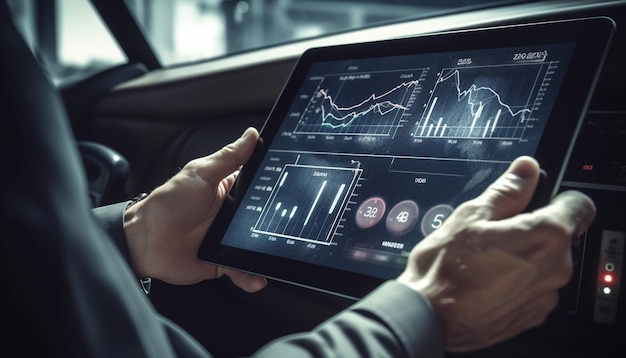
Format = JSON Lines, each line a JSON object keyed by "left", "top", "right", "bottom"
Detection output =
{"left": 199, "top": 17, "right": 615, "bottom": 299}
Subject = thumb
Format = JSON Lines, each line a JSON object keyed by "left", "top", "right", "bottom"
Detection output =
{"left": 223, "top": 268, "right": 268, "bottom": 293}
{"left": 475, "top": 156, "right": 541, "bottom": 220}
{"left": 195, "top": 127, "right": 259, "bottom": 183}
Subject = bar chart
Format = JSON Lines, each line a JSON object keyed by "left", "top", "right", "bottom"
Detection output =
{"left": 253, "top": 164, "right": 361, "bottom": 244}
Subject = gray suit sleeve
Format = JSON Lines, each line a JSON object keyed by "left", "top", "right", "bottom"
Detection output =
{"left": 254, "top": 281, "right": 445, "bottom": 358}
{"left": 91, "top": 203, "right": 445, "bottom": 357}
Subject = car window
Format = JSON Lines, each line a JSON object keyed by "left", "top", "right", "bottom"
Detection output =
{"left": 125, "top": 0, "right": 518, "bottom": 67}
{"left": 7, "top": 0, "right": 126, "bottom": 85}
{"left": 7, "top": 0, "right": 521, "bottom": 84}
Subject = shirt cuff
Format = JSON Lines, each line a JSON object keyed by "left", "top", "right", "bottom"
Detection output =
{"left": 92, "top": 201, "right": 132, "bottom": 262}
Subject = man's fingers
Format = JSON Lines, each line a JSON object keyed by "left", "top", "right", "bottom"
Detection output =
{"left": 470, "top": 156, "right": 540, "bottom": 221}
{"left": 533, "top": 190, "right": 596, "bottom": 240}
{"left": 224, "top": 268, "right": 268, "bottom": 293}
{"left": 195, "top": 127, "right": 259, "bottom": 183}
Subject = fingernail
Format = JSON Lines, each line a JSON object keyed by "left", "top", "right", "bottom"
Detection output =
{"left": 241, "top": 127, "right": 254, "bottom": 139}
{"left": 509, "top": 156, "right": 539, "bottom": 179}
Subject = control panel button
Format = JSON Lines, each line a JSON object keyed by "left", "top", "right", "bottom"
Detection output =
{"left": 593, "top": 230, "right": 624, "bottom": 325}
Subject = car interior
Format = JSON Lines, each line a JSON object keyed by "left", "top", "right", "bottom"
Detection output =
{"left": 3, "top": 0, "right": 625, "bottom": 357}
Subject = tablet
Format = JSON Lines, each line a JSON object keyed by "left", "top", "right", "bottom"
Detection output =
{"left": 199, "top": 17, "right": 615, "bottom": 299}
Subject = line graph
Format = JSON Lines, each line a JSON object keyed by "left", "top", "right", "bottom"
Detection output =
{"left": 295, "top": 69, "right": 427, "bottom": 136}
{"left": 414, "top": 62, "right": 554, "bottom": 140}
{"left": 316, "top": 81, "right": 415, "bottom": 129}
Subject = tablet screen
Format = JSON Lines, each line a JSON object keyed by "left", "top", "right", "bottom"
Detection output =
{"left": 200, "top": 17, "right": 614, "bottom": 298}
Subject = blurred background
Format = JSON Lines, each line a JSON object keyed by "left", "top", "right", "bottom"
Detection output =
{"left": 6, "top": 0, "right": 509, "bottom": 84}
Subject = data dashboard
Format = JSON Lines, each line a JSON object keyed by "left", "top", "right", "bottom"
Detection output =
{"left": 220, "top": 42, "right": 573, "bottom": 279}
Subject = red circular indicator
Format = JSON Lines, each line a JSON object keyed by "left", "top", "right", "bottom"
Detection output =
{"left": 355, "top": 197, "right": 386, "bottom": 229}
{"left": 603, "top": 274, "right": 614, "bottom": 283}
{"left": 386, "top": 200, "right": 419, "bottom": 236}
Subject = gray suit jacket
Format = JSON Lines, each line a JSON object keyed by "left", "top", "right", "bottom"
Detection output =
{"left": 1, "top": 0, "right": 442, "bottom": 353}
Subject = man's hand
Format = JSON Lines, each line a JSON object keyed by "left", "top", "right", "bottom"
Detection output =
{"left": 397, "top": 156, "right": 596, "bottom": 351}
{"left": 123, "top": 127, "right": 267, "bottom": 293}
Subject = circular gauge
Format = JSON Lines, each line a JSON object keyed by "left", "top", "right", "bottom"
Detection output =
{"left": 355, "top": 197, "right": 386, "bottom": 229}
{"left": 421, "top": 204, "right": 454, "bottom": 236}
{"left": 386, "top": 200, "right": 419, "bottom": 236}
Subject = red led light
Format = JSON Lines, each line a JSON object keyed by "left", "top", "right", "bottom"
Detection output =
{"left": 603, "top": 274, "right": 614, "bottom": 283}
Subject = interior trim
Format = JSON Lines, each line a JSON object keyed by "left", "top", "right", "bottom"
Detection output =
{"left": 113, "top": 0, "right": 624, "bottom": 91}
